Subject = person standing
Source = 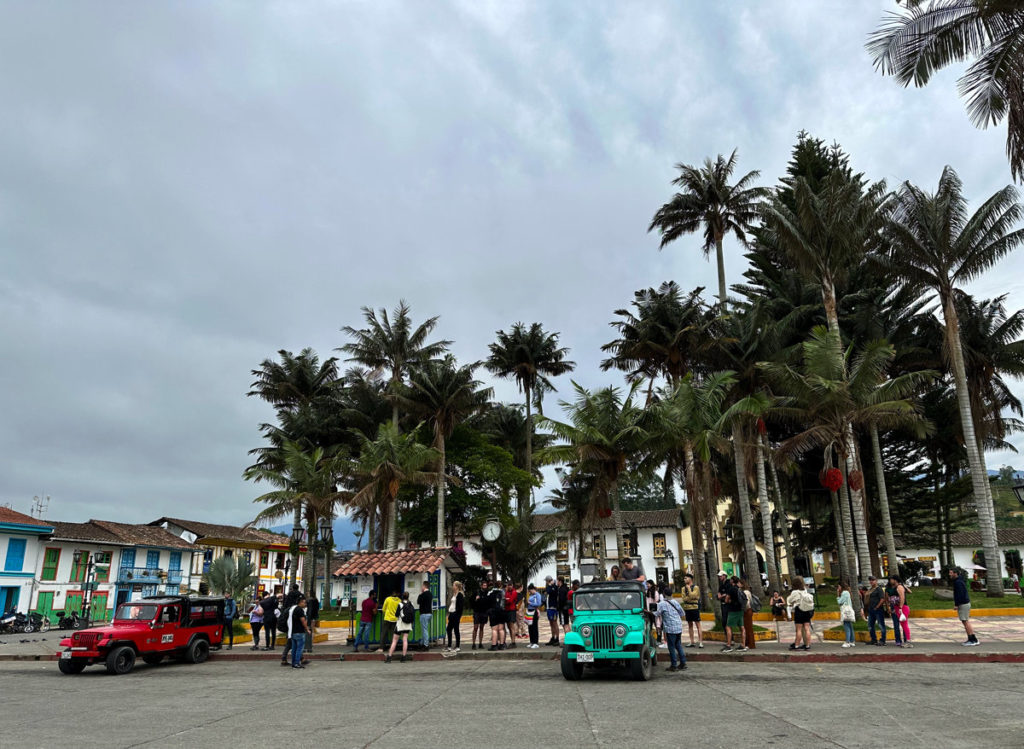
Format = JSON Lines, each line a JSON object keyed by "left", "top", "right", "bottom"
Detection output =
{"left": 656, "top": 585, "right": 687, "bottom": 672}
{"left": 949, "top": 568, "right": 979, "bottom": 646}
{"left": 386, "top": 591, "right": 414, "bottom": 663}
{"left": 862, "top": 575, "right": 888, "bottom": 646}
{"left": 884, "top": 576, "right": 907, "bottom": 648}
{"left": 526, "top": 583, "right": 542, "bottom": 648}
{"left": 717, "top": 571, "right": 744, "bottom": 653}
{"left": 544, "top": 576, "right": 560, "bottom": 646}
{"left": 258, "top": 592, "right": 277, "bottom": 651}
{"left": 248, "top": 598, "right": 263, "bottom": 651}
{"left": 515, "top": 582, "right": 527, "bottom": 640}
{"left": 488, "top": 581, "right": 506, "bottom": 651}
{"left": 471, "top": 580, "right": 490, "bottom": 650}
{"left": 417, "top": 582, "right": 434, "bottom": 650}
{"left": 621, "top": 557, "right": 646, "bottom": 583}
{"left": 288, "top": 595, "right": 308, "bottom": 669}
{"left": 445, "top": 581, "right": 464, "bottom": 652}
{"left": 279, "top": 585, "right": 301, "bottom": 666}
{"left": 787, "top": 576, "right": 814, "bottom": 651}
{"left": 681, "top": 573, "right": 703, "bottom": 649}
{"left": 305, "top": 592, "right": 319, "bottom": 653}
{"left": 836, "top": 582, "right": 856, "bottom": 648}
{"left": 223, "top": 593, "right": 237, "bottom": 650}
{"left": 353, "top": 591, "right": 377, "bottom": 653}
{"left": 380, "top": 589, "right": 402, "bottom": 655}
{"left": 737, "top": 578, "right": 755, "bottom": 650}
{"left": 567, "top": 580, "right": 580, "bottom": 626}
{"left": 503, "top": 581, "right": 518, "bottom": 648}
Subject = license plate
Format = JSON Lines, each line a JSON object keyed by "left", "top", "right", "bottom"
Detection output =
{"left": 60, "top": 651, "right": 71, "bottom": 660}
{"left": 576, "top": 652, "right": 594, "bottom": 663}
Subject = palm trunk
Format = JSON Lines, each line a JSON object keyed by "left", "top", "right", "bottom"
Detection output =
{"left": 385, "top": 493, "right": 398, "bottom": 551}
{"left": 942, "top": 296, "right": 1003, "bottom": 595}
{"left": 836, "top": 466, "right": 857, "bottom": 585}
{"left": 436, "top": 435, "right": 446, "bottom": 548}
{"left": 845, "top": 430, "right": 873, "bottom": 582}
{"left": 829, "top": 489, "right": 847, "bottom": 584}
{"left": 685, "top": 444, "right": 711, "bottom": 613}
{"left": 768, "top": 454, "right": 795, "bottom": 580}
{"left": 611, "top": 480, "right": 625, "bottom": 564}
{"left": 869, "top": 425, "right": 897, "bottom": 577}
{"left": 289, "top": 503, "right": 301, "bottom": 591}
{"left": 308, "top": 518, "right": 317, "bottom": 601}
{"left": 715, "top": 235, "right": 728, "bottom": 308}
{"left": 731, "top": 423, "right": 764, "bottom": 598}
{"left": 523, "top": 384, "right": 532, "bottom": 513}
{"left": 756, "top": 435, "right": 781, "bottom": 594}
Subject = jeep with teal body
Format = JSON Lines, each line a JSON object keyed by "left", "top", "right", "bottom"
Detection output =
{"left": 560, "top": 581, "right": 657, "bottom": 681}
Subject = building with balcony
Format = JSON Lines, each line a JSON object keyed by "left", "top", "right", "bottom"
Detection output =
{"left": 0, "top": 507, "right": 53, "bottom": 614}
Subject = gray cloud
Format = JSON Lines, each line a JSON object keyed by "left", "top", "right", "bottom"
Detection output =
{"left": 1, "top": 1, "right": 1021, "bottom": 524}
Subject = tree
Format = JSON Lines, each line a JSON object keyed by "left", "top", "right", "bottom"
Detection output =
{"left": 885, "top": 166, "right": 1024, "bottom": 594}
{"left": 472, "top": 507, "right": 556, "bottom": 587}
{"left": 486, "top": 323, "right": 575, "bottom": 510}
{"left": 868, "top": 2, "right": 1024, "bottom": 181}
{"left": 203, "top": 556, "right": 259, "bottom": 606}
{"left": 402, "top": 356, "right": 492, "bottom": 546}
{"left": 649, "top": 150, "right": 767, "bottom": 307}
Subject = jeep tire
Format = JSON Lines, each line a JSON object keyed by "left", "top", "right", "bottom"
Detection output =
{"left": 560, "top": 647, "right": 584, "bottom": 681}
{"left": 142, "top": 654, "right": 164, "bottom": 666}
{"left": 105, "top": 645, "right": 136, "bottom": 675}
{"left": 58, "top": 657, "right": 86, "bottom": 675}
{"left": 185, "top": 638, "right": 209, "bottom": 664}
{"left": 630, "top": 646, "right": 652, "bottom": 681}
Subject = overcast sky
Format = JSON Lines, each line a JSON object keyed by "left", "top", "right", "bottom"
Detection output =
{"left": 2, "top": 1, "right": 1022, "bottom": 529}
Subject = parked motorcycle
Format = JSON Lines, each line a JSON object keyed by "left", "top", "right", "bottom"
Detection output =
{"left": 26, "top": 612, "right": 50, "bottom": 633}
{"left": 0, "top": 610, "right": 32, "bottom": 634}
{"left": 55, "top": 610, "right": 84, "bottom": 630}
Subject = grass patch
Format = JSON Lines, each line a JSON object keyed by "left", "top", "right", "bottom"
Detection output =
{"left": 800, "top": 586, "right": 1022, "bottom": 612}
{"left": 709, "top": 623, "right": 771, "bottom": 633}
{"left": 826, "top": 619, "right": 869, "bottom": 633}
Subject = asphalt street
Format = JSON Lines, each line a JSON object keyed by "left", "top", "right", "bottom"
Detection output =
{"left": 3, "top": 658, "right": 1022, "bottom": 748}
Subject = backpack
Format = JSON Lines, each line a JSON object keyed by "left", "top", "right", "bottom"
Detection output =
{"left": 749, "top": 593, "right": 762, "bottom": 613}
{"left": 277, "top": 607, "right": 290, "bottom": 633}
{"left": 400, "top": 601, "right": 415, "bottom": 624}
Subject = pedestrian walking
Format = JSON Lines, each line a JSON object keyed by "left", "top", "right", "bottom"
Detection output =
{"left": 737, "top": 578, "right": 755, "bottom": 650}
{"left": 445, "top": 581, "right": 464, "bottom": 652}
{"left": 471, "top": 580, "right": 491, "bottom": 650}
{"left": 681, "top": 573, "right": 703, "bottom": 649}
{"left": 353, "top": 591, "right": 377, "bottom": 653}
{"left": 526, "top": 583, "right": 542, "bottom": 648}
{"left": 386, "top": 591, "right": 414, "bottom": 663}
{"left": 417, "top": 582, "right": 434, "bottom": 650}
{"left": 380, "top": 589, "right": 402, "bottom": 655}
{"left": 258, "top": 593, "right": 277, "bottom": 651}
{"left": 836, "top": 582, "right": 856, "bottom": 648}
{"left": 288, "top": 595, "right": 308, "bottom": 669}
{"left": 656, "top": 584, "right": 687, "bottom": 671}
{"left": 787, "top": 576, "right": 814, "bottom": 651}
{"left": 861, "top": 575, "right": 888, "bottom": 646}
{"left": 223, "top": 593, "right": 237, "bottom": 650}
{"left": 305, "top": 592, "right": 319, "bottom": 652}
{"left": 949, "top": 568, "right": 979, "bottom": 646}
{"left": 886, "top": 575, "right": 912, "bottom": 648}
{"left": 249, "top": 598, "right": 264, "bottom": 651}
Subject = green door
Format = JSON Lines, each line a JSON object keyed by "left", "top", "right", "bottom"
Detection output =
{"left": 35, "top": 592, "right": 55, "bottom": 623}
{"left": 65, "top": 591, "right": 84, "bottom": 617}
{"left": 91, "top": 592, "right": 110, "bottom": 621}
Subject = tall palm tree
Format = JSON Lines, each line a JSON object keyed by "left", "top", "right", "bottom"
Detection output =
{"left": 537, "top": 382, "right": 652, "bottom": 568}
{"left": 402, "top": 356, "right": 493, "bottom": 547}
{"left": 885, "top": 166, "right": 1024, "bottom": 594}
{"left": 486, "top": 323, "right": 575, "bottom": 510}
{"left": 649, "top": 150, "right": 767, "bottom": 307}
{"left": 548, "top": 468, "right": 598, "bottom": 570}
{"left": 868, "top": 2, "right": 1024, "bottom": 181}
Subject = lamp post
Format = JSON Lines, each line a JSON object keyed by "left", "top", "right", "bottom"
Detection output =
{"left": 1012, "top": 483, "right": 1024, "bottom": 507}
{"left": 289, "top": 524, "right": 303, "bottom": 591}
{"left": 72, "top": 550, "right": 96, "bottom": 625}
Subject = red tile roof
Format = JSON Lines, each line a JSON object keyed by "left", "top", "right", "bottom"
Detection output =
{"left": 0, "top": 506, "right": 52, "bottom": 529}
{"left": 335, "top": 548, "right": 454, "bottom": 576}
{"left": 151, "top": 517, "right": 284, "bottom": 545}
{"left": 91, "top": 520, "right": 198, "bottom": 550}
{"left": 530, "top": 509, "right": 683, "bottom": 532}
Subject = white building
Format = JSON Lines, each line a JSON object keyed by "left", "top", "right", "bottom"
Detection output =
{"left": 897, "top": 528, "right": 1024, "bottom": 582}
{"left": 0, "top": 507, "right": 53, "bottom": 614}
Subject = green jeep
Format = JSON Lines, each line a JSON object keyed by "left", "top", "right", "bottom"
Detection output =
{"left": 561, "top": 581, "right": 657, "bottom": 681}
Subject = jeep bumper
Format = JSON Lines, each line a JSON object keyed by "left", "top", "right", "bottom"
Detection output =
{"left": 568, "top": 650, "right": 640, "bottom": 660}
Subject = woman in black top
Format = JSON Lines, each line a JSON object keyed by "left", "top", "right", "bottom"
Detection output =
{"left": 445, "top": 581, "right": 465, "bottom": 652}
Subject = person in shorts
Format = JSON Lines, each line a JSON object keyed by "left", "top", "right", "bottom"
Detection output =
{"left": 471, "top": 580, "right": 491, "bottom": 650}
{"left": 681, "top": 573, "right": 703, "bottom": 648}
{"left": 949, "top": 568, "right": 979, "bottom": 646}
{"left": 787, "top": 576, "right": 815, "bottom": 650}
{"left": 544, "top": 576, "right": 560, "bottom": 646}
{"left": 556, "top": 576, "right": 571, "bottom": 632}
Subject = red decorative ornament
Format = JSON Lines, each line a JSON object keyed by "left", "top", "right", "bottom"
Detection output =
{"left": 598, "top": 508, "right": 612, "bottom": 519}
{"left": 756, "top": 418, "right": 767, "bottom": 436}
{"left": 819, "top": 468, "right": 843, "bottom": 493}
{"left": 848, "top": 470, "right": 864, "bottom": 492}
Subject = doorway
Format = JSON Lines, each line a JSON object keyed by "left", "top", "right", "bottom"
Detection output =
{"left": 0, "top": 586, "right": 20, "bottom": 613}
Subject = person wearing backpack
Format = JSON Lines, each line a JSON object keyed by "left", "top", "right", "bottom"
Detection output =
{"left": 386, "top": 591, "right": 414, "bottom": 663}
{"left": 786, "top": 576, "right": 815, "bottom": 651}
{"left": 380, "top": 590, "right": 402, "bottom": 655}
{"left": 656, "top": 584, "right": 688, "bottom": 672}
{"left": 258, "top": 593, "right": 278, "bottom": 651}
{"left": 836, "top": 582, "right": 856, "bottom": 648}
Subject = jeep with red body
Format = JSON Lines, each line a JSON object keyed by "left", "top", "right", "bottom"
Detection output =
{"left": 58, "top": 596, "right": 226, "bottom": 675}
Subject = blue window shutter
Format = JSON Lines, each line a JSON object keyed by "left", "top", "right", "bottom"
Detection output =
{"left": 4, "top": 539, "right": 26, "bottom": 571}
{"left": 120, "top": 548, "right": 135, "bottom": 569}
{"left": 169, "top": 552, "right": 181, "bottom": 571}
{"left": 146, "top": 550, "right": 159, "bottom": 569}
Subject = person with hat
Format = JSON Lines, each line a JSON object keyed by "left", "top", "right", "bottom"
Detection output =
{"left": 861, "top": 575, "right": 889, "bottom": 646}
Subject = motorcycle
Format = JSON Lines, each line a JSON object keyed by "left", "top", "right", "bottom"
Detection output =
{"left": 0, "top": 610, "right": 32, "bottom": 634}
{"left": 26, "top": 612, "right": 50, "bottom": 633}
{"left": 55, "top": 610, "right": 84, "bottom": 630}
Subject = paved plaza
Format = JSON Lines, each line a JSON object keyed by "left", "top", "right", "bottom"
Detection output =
{"left": 4, "top": 658, "right": 1024, "bottom": 748}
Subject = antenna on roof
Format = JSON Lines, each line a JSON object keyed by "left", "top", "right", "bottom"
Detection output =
{"left": 31, "top": 495, "right": 50, "bottom": 520}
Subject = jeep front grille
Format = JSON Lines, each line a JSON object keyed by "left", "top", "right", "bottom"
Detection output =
{"left": 592, "top": 624, "right": 615, "bottom": 650}
{"left": 74, "top": 633, "right": 102, "bottom": 648}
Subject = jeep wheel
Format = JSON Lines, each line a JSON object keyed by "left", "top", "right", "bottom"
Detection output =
{"left": 185, "top": 638, "right": 209, "bottom": 664}
{"left": 560, "top": 647, "right": 584, "bottom": 681}
{"left": 630, "top": 646, "right": 652, "bottom": 681}
{"left": 58, "top": 658, "right": 86, "bottom": 675}
{"left": 142, "top": 654, "right": 163, "bottom": 666}
{"left": 105, "top": 646, "right": 136, "bottom": 675}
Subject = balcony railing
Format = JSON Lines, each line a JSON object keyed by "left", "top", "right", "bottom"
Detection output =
{"left": 117, "top": 567, "right": 164, "bottom": 583}
{"left": 167, "top": 571, "right": 183, "bottom": 585}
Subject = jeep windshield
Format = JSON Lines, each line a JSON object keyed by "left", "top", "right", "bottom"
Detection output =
{"left": 114, "top": 604, "right": 159, "bottom": 621}
{"left": 572, "top": 591, "right": 642, "bottom": 612}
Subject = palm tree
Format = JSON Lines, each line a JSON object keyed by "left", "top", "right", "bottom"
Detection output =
{"left": 486, "top": 323, "right": 575, "bottom": 510}
{"left": 473, "top": 507, "right": 557, "bottom": 587}
{"left": 204, "top": 556, "right": 259, "bottom": 606}
{"left": 537, "top": 382, "right": 652, "bottom": 568}
{"left": 885, "top": 167, "right": 1024, "bottom": 595}
{"left": 348, "top": 422, "right": 449, "bottom": 551}
{"left": 402, "top": 356, "right": 493, "bottom": 546}
{"left": 339, "top": 300, "right": 451, "bottom": 430}
{"left": 868, "top": 2, "right": 1024, "bottom": 181}
{"left": 548, "top": 468, "right": 598, "bottom": 570}
{"left": 649, "top": 150, "right": 767, "bottom": 307}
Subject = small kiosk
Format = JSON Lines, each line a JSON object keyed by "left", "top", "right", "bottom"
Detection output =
{"left": 334, "top": 548, "right": 462, "bottom": 647}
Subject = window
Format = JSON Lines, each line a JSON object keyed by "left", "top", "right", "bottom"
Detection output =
{"left": 592, "top": 535, "right": 604, "bottom": 556}
{"left": 224, "top": 548, "right": 233, "bottom": 558}
{"left": 275, "top": 553, "right": 285, "bottom": 569}
{"left": 556, "top": 537, "right": 569, "bottom": 561}
{"left": 621, "top": 536, "right": 633, "bottom": 557}
{"left": 70, "top": 550, "right": 90, "bottom": 582}
{"left": 243, "top": 550, "right": 251, "bottom": 563}
{"left": 203, "top": 548, "right": 214, "bottom": 573}
{"left": 145, "top": 550, "right": 160, "bottom": 570}
{"left": 653, "top": 533, "right": 667, "bottom": 558}
{"left": 556, "top": 564, "right": 570, "bottom": 581}
{"left": 4, "top": 538, "right": 26, "bottom": 572}
{"left": 168, "top": 551, "right": 181, "bottom": 571}
{"left": 94, "top": 551, "right": 112, "bottom": 583}
{"left": 259, "top": 551, "right": 269, "bottom": 568}
{"left": 41, "top": 548, "right": 61, "bottom": 581}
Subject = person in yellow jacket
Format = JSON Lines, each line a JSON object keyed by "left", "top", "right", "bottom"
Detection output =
{"left": 379, "top": 591, "right": 402, "bottom": 653}
{"left": 681, "top": 573, "right": 703, "bottom": 649}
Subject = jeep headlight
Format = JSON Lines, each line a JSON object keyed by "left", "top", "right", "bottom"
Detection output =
{"left": 580, "top": 624, "right": 592, "bottom": 638}
{"left": 614, "top": 624, "right": 626, "bottom": 638}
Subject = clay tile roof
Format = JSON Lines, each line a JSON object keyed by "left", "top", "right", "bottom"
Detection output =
{"left": 49, "top": 521, "right": 125, "bottom": 545}
{"left": 153, "top": 517, "right": 284, "bottom": 545}
{"left": 90, "top": 520, "right": 198, "bottom": 550}
{"left": 948, "top": 528, "right": 1024, "bottom": 547}
{"left": 0, "top": 506, "right": 53, "bottom": 529}
{"left": 530, "top": 509, "right": 683, "bottom": 533}
{"left": 335, "top": 548, "right": 454, "bottom": 577}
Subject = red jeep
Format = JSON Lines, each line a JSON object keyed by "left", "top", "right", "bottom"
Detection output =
{"left": 58, "top": 596, "right": 226, "bottom": 675}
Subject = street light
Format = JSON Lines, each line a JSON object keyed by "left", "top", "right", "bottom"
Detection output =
{"left": 72, "top": 550, "right": 96, "bottom": 625}
{"left": 1012, "top": 483, "right": 1024, "bottom": 507}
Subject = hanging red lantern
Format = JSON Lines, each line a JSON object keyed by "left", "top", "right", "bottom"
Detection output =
{"left": 819, "top": 468, "right": 843, "bottom": 493}
{"left": 848, "top": 470, "right": 864, "bottom": 492}
{"left": 598, "top": 508, "right": 612, "bottom": 519}
{"left": 757, "top": 417, "right": 767, "bottom": 436}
